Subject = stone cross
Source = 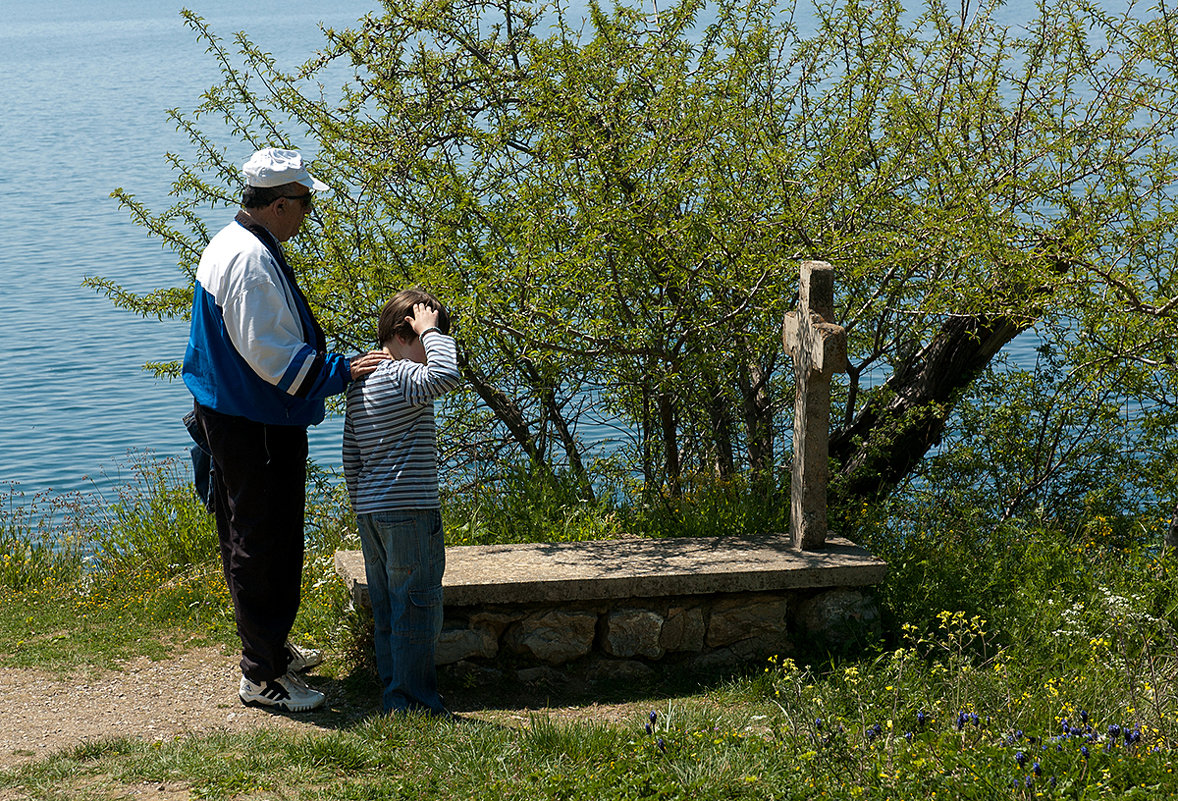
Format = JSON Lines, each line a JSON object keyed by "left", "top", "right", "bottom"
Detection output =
{"left": 782, "top": 261, "right": 847, "bottom": 550}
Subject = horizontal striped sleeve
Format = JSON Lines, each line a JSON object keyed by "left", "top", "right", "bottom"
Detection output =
{"left": 402, "top": 331, "right": 461, "bottom": 404}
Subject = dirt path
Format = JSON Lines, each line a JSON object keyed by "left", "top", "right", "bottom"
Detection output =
{"left": 0, "top": 646, "right": 647, "bottom": 769}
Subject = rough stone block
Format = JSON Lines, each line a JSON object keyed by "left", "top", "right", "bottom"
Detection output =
{"left": 728, "top": 634, "right": 787, "bottom": 662}
{"left": 435, "top": 624, "right": 498, "bottom": 665}
{"left": 794, "top": 588, "right": 881, "bottom": 652}
{"left": 585, "top": 658, "right": 657, "bottom": 683}
{"left": 468, "top": 611, "right": 520, "bottom": 636}
{"left": 706, "top": 595, "right": 789, "bottom": 647}
{"left": 689, "top": 647, "right": 742, "bottom": 675}
{"left": 603, "top": 608, "right": 665, "bottom": 659}
{"left": 660, "top": 606, "right": 705, "bottom": 652}
{"left": 517, "top": 666, "right": 568, "bottom": 685}
{"left": 506, "top": 610, "right": 597, "bottom": 665}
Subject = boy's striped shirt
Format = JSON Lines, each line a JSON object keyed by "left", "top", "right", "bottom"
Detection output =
{"left": 342, "top": 332, "right": 460, "bottom": 513}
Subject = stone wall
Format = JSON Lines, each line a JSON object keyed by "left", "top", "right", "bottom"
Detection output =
{"left": 430, "top": 587, "right": 880, "bottom": 686}
{"left": 336, "top": 534, "right": 887, "bottom": 686}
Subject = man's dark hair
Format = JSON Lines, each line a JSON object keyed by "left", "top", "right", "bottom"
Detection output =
{"left": 378, "top": 289, "right": 451, "bottom": 346}
{"left": 241, "top": 181, "right": 305, "bottom": 209}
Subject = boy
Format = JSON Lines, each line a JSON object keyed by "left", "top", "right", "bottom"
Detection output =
{"left": 343, "top": 289, "right": 461, "bottom": 715}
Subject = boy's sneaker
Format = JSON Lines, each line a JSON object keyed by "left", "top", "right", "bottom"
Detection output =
{"left": 286, "top": 641, "right": 324, "bottom": 673}
{"left": 239, "top": 672, "right": 325, "bottom": 712}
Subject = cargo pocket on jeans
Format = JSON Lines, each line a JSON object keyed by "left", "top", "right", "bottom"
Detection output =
{"left": 406, "top": 584, "right": 444, "bottom": 642}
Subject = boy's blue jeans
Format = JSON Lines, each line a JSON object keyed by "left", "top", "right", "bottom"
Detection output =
{"left": 357, "top": 508, "right": 446, "bottom": 715}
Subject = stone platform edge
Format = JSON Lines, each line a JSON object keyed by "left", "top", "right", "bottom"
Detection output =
{"left": 335, "top": 533, "right": 887, "bottom": 608}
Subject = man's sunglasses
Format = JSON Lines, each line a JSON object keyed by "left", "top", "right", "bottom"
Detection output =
{"left": 278, "top": 193, "right": 314, "bottom": 210}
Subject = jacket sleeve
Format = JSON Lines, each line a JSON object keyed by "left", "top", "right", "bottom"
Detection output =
{"left": 220, "top": 257, "right": 350, "bottom": 401}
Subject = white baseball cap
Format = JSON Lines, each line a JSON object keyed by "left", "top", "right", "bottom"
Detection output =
{"left": 241, "top": 147, "right": 329, "bottom": 191}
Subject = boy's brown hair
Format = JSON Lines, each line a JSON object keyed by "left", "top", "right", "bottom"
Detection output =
{"left": 377, "top": 289, "right": 451, "bottom": 347}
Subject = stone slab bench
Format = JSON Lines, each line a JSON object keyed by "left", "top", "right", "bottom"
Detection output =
{"left": 335, "top": 534, "right": 887, "bottom": 684}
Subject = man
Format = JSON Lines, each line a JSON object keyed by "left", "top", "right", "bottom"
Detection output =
{"left": 184, "top": 147, "right": 386, "bottom": 712}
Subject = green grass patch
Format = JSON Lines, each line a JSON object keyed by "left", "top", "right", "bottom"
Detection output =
{"left": 3, "top": 685, "right": 1175, "bottom": 799}
{"left": 3, "top": 456, "right": 1178, "bottom": 797}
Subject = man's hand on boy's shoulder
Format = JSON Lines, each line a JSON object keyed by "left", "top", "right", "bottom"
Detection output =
{"left": 349, "top": 350, "right": 391, "bottom": 381}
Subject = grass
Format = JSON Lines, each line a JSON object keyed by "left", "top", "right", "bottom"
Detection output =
{"left": 2, "top": 456, "right": 1178, "bottom": 798}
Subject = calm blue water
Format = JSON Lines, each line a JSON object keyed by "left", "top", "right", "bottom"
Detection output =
{"left": 0, "top": 1, "right": 383, "bottom": 503}
{"left": 0, "top": 0, "right": 1066, "bottom": 507}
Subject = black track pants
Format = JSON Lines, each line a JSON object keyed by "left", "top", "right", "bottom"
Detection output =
{"left": 195, "top": 404, "right": 307, "bottom": 682}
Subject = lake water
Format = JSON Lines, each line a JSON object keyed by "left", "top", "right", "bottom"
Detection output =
{"left": 1, "top": 1, "right": 390, "bottom": 504}
{"left": 0, "top": 0, "right": 1060, "bottom": 507}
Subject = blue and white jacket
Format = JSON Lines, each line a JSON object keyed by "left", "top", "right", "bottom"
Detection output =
{"left": 182, "top": 212, "right": 350, "bottom": 427}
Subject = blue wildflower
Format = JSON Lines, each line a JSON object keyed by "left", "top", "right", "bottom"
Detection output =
{"left": 1033, "top": 762, "right": 1042, "bottom": 777}
{"left": 971, "top": 713, "right": 979, "bottom": 726}
{"left": 1015, "top": 751, "right": 1027, "bottom": 768}
{"left": 905, "top": 731, "right": 913, "bottom": 743}
{"left": 650, "top": 711, "right": 658, "bottom": 725}
{"left": 645, "top": 722, "right": 652, "bottom": 735}
{"left": 658, "top": 737, "right": 666, "bottom": 753}
{"left": 1081, "top": 746, "right": 1090, "bottom": 759}
{"left": 1109, "top": 724, "right": 1121, "bottom": 739}
{"left": 917, "top": 710, "right": 927, "bottom": 727}
{"left": 815, "top": 718, "right": 823, "bottom": 730}
{"left": 1080, "top": 710, "right": 1089, "bottom": 724}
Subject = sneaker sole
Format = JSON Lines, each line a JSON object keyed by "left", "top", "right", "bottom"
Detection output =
{"left": 239, "top": 694, "right": 325, "bottom": 713}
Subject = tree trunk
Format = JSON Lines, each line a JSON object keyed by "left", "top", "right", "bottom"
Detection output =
{"left": 829, "top": 312, "right": 1029, "bottom": 513}
{"left": 704, "top": 377, "right": 735, "bottom": 480}
{"left": 456, "top": 349, "right": 544, "bottom": 465}
{"left": 659, "top": 392, "right": 682, "bottom": 497}
{"left": 544, "top": 390, "right": 595, "bottom": 501}
{"left": 739, "top": 354, "right": 775, "bottom": 485}
{"left": 519, "top": 360, "right": 596, "bottom": 502}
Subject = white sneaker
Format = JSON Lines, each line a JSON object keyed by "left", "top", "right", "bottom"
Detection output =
{"left": 286, "top": 641, "right": 324, "bottom": 673}
{"left": 239, "top": 672, "right": 325, "bottom": 712}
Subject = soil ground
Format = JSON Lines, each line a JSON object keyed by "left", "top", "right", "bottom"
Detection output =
{"left": 0, "top": 645, "right": 654, "bottom": 770}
